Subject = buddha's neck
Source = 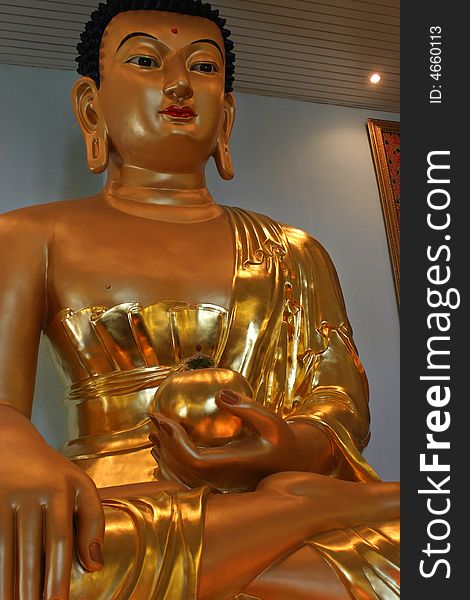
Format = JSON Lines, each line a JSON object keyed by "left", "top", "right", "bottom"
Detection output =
{"left": 103, "top": 164, "right": 224, "bottom": 223}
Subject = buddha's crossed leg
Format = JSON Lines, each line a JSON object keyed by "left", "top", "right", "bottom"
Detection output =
{"left": 68, "top": 472, "right": 399, "bottom": 600}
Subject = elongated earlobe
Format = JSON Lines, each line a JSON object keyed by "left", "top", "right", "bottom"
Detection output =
{"left": 86, "top": 133, "right": 109, "bottom": 174}
{"left": 72, "top": 77, "right": 109, "bottom": 174}
{"left": 213, "top": 92, "right": 236, "bottom": 180}
{"left": 214, "top": 140, "right": 234, "bottom": 180}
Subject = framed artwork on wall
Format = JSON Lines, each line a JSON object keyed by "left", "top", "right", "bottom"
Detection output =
{"left": 367, "top": 118, "right": 400, "bottom": 305}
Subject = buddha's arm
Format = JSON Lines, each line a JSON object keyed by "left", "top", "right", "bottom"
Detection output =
{"left": 0, "top": 209, "right": 105, "bottom": 600}
{"left": 284, "top": 229, "right": 378, "bottom": 481}
{"left": 0, "top": 209, "right": 48, "bottom": 415}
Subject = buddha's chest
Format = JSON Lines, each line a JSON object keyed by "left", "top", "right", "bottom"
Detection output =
{"left": 46, "top": 215, "right": 234, "bottom": 319}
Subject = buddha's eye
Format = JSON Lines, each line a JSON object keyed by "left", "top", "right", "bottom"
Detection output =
{"left": 191, "top": 62, "right": 219, "bottom": 74}
{"left": 126, "top": 56, "right": 159, "bottom": 68}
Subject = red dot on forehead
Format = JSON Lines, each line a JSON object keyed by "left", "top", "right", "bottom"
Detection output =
{"left": 171, "top": 28, "right": 178, "bottom": 34}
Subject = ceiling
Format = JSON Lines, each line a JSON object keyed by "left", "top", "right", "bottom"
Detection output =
{"left": 0, "top": 0, "right": 399, "bottom": 113}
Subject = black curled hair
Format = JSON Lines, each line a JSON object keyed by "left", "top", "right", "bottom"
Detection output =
{"left": 76, "top": 0, "right": 235, "bottom": 92}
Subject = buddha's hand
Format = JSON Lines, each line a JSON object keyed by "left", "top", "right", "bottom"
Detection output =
{"left": 0, "top": 403, "right": 104, "bottom": 600}
{"left": 149, "top": 390, "right": 333, "bottom": 492}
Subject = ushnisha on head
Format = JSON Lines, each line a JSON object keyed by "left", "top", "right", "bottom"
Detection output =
{"left": 72, "top": 0, "right": 236, "bottom": 179}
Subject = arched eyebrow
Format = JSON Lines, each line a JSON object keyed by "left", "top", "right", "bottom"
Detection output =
{"left": 190, "top": 39, "right": 224, "bottom": 61}
{"left": 116, "top": 32, "right": 159, "bottom": 52}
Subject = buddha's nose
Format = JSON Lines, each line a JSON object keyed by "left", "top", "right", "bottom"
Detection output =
{"left": 163, "top": 78, "right": 194, "bottom": 103}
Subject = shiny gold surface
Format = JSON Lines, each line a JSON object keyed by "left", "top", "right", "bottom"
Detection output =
{"left": 153, "top": 368, "right": 253, "bottom": 449}
{"left": 70, "top": 486, "right": 210, "bottom": 600}
{"left": 0, "top": 6, "right": 399, "bottom": 600}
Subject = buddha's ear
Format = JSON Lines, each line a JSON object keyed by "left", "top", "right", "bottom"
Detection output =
{"left": 213, "top": 92, "right": 236, "bottom": 180}
{"left": 71, "top": 77, "right": 109, "bottom": 174}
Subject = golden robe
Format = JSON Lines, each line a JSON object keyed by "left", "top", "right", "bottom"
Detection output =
{"left": 45, "top": 206, "right": 399, "bottom": 599}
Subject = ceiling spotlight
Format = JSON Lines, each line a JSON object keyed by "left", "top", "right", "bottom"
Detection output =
{"left": 369, "top": 73, "right": 382, "bottom": 84}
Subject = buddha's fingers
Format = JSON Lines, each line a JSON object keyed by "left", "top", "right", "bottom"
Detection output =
{"left": 217, "top": 390, "right": 284, "bottom": 441}
{"left": 0, "top": 505, "right": 14, "bottom": 600}
{"left": 74, "top": 475, "right": 105, "bottom": 572}
{"left": 43, "top": 495, "right": 74, "bottom": 600}
{"left": 16, "top": 504, "right": 43, "bottom": 600}
{"left": 154, "top": 416, "right": 202, "bottom": 467}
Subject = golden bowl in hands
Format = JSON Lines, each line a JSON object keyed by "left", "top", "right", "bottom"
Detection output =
{"left": 152, "top": 367, "right": 253, "bottom": 447}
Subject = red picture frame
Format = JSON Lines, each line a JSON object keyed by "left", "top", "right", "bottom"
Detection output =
{"left": 367, "top": 118, "right": 400, "bottom": 305}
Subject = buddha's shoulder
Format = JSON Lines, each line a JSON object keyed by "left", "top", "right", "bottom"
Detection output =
{"left": 0, "top": 196, "right": 98, "bottom": 233}
{"left": 280, "top": 224, "right": 336, "bottom": 273}
{"left": 226, "top": 206, "right": 329, "bottom": 258}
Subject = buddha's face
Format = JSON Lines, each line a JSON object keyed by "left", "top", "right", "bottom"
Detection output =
{"left": 94, "top": 10, "right": 230, "bottom": 173}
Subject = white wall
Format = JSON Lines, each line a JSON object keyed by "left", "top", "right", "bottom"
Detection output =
{"left": 0, "top": 64, "right": 400, "bottom": 480}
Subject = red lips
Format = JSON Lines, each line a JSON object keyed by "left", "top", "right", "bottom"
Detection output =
{"left": 160, "top": 105, "right": 196, "bottom": 119}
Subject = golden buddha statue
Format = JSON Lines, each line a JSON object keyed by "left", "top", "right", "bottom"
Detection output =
{"left": 0, "top": 1, "right": 400, "bottom": 599}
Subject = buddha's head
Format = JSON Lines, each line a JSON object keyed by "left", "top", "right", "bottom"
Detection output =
{"left": 72, "top": 0, "right": 236, "bottom": 179}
